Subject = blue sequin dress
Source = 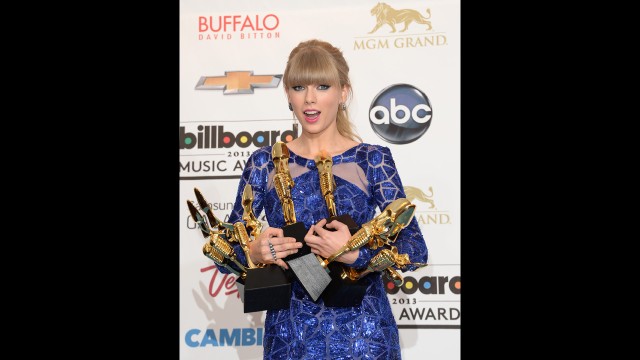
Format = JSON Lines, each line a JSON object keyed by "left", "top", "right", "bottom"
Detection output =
{"left": 221, "top": 143, "right": 428, "bottom": 360}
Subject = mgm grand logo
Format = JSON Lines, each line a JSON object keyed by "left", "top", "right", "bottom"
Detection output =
{"left": 368, "top": 2, "right": 432, "bottom": 34}
{"left": 405, "top": 186, "right": 435, "bottom": 209}
{"left": 354, "top": 2, "right": 447, "bottom": 50}
{"left": 404, "top": 186, "right": 451, "bottom": 225}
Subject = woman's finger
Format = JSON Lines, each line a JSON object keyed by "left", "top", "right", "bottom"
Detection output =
{"left": 276, "top": 258, "right": 289, "bottom": 270}
{"left": 313, "top": 223, "right": 329, "bottom": 237}
{"left": 265, "top": 227, "right": 284, "bottom": 238}
{"left": 325, "top": 220, "right": 347, "bottom": 231}
{"left": 304, "top": 226, "right": 322, "bottom": 245}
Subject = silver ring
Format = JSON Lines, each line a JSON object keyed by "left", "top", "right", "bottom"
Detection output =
{"left": 268, "top": 242, "right": 277, "bottom": 261}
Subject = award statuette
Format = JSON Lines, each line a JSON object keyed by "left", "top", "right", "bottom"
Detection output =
{"left": 272, "top": 142, "right": 332, "bottom": 301}
{"left": 319, "top": 197, "right": 416, "bottom": 268}
{"left": 380, "top": 245, "right": 428, "bottom": 286}
{"left": 203, "top": 238, "right": 247, "bottom": 280}
{"left": 319, "top": 198, "right": 416, "bottom": 304}
{"left": 187, "top": 193, "right": 252, "bottom": 303}
{"left": 342, "top": 245, "right": 428, "bottom": 286}
{"left": 203, "top": 232, "right": 249, "bottom": 278}
{"left": 239, "top": 184, "right": 292, "bottom": 313}
{"left": 359, "top": 198, "right": 417, "bottom": 251}
{"left": 193, "top": 187, "right": 252, "bottom": 265}
{"left": 289, "top": 196, "right": 416, "bottom": 302}
{"left": 188, "top": 198, "right": 249, "bottom": 301}
{"left": 194, "top": 187, "right": 235, "bottom": 240}
{"left": 187, "top": 199, "right": 210, "bottom": 238}
{"left": 342, "top": 247, "right": 397, "bottom": 283}
{"left": 315, "top": 154, "right": 367, "bottom": 307}
{"left": 315, "top": 154, "right": 360, "bottom": 234}
{"left": 242, "top": 184, "right": 263, "bottom": 239}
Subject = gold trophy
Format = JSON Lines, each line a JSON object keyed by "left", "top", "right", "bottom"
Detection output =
{"left": 188, "top": 197, "right": 248, "bottom": 301}
{"left": 316, "top": 154, "right": 338, "bottom": 219}
{"left": 342, "top": 247, "right": 397, "bottom": 283}
{"left": 202, "top": 238, "right": 246, "bottom": 279}
{"left": 192, "top": 188, "right": 250, "bottom": 261}
{"left": 381, "top": 245, "right": 428, "bottom": 286}
{"left": 272, "top": 142, "right": 298, "bottom": 225}
{"left": 288, "top": 195, "right": 416, "bottom": 301}
{"left": 353, "top": 198, "right": 417, "bottom": 251}
{"left": 203, "top": 232, "right": 249, "bottom": 277}
{"left": 242, "top": 184, "right": 263, "bottom": 240}
{"left": 320, "top": 198, "right": 416, "bottom": 269}
{"left": 271, "top": 143, "right": 316, "bottom": 257}
{"left": 194, "top": 187, "right": 235, "bottom": 240}
{"left": 315, "top": 153, "right": 366, "bottom": 306}
{"left": 320, "top": 199, "right": 417, "bottom": 305}
{"left": 343, "top": 245, "right": 427, "bottom": 286}
{"left": 233, "top": 222, "right": 259, "bottom": 269}
{"left": 272, "top": 142, "right": 332, "bottom": 301}
{"left": 190, "top": 188, "right": 282, "bottom": 309}
{"left": 188, "top": 198, "right": 248, "bottom": 272}
{"left": 239, "top": 184, "right": 292, "bottom": 313}
{"left": 187, "top": 199, "right": 211, "bottom": 239}
{"left": 315, "top": 154, "right": 360, "bottom": 234}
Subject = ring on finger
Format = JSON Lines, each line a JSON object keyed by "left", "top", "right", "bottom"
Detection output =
{"left": 268, "top": 241, "right": 277, "bottom": 262}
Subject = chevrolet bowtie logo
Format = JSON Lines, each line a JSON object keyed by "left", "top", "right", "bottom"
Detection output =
{"left": 195, "top": 71, "right": 282, "bottom": 94}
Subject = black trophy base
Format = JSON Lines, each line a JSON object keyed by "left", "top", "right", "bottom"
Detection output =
{"left": 321, "top": 262, "right": 368, "bottom": 307}
{"left": 324, "top": 214, "right": 360, "bottom": 235}
{"left": 283, "top": 221, "right": 310, "bottom": 260}
{"left": 243, "top": 266, "right": 291, "bottom": 313}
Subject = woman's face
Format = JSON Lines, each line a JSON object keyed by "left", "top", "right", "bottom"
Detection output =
{"left": 287, "top": 82, "right": 347, "bottom": 136}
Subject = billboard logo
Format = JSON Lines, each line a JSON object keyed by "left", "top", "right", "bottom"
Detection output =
{"left": 369, "top": 3, "right": 432, "bottom": 34}
{"left": 385, "top": 275, "right": 460, "bottom": 295}
{"left": 179, "top": 121, "right": 298, "bottom": 179}
{"left": 369, "top": 84, "right": 432, "bottom": 144}
{"left": 195, "top": 71, "right": 282, "bottom": 94}
{"left": 179, "top": 124, "right": 298, "bottom": 149}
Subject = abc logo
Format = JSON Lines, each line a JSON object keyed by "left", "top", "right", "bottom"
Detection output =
{"left": 369, "top": 84, "right": 432, "bottom": 144}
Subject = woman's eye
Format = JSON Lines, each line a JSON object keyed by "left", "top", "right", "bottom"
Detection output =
{"left": 292, "top": 85, "right": 304, "bottom": 91}
{"left": 318, "top": 85, "right": 330, "bottom": 90}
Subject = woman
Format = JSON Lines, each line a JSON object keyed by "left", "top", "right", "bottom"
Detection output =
{"left": 222, "top": 39, "right": 428, "bottom": 359}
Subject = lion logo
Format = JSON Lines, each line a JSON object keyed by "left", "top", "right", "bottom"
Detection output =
{"left": 369, "top": 2, "right": 432, "bottom": 34}
{"left": 404, "top": 186, "right": 435, "bottom": 209}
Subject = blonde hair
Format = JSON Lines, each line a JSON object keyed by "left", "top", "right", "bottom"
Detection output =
{"left": 283, "top": 39, "right": 362, "bottom": 142}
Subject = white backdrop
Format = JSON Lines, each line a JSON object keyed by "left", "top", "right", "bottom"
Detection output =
{"left": 180, "top": 0, "right": 460, "bottom": 358}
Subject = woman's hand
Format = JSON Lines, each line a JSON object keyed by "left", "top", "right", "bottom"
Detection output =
{"left": 304, "top": 219, "right": 359, "bottom": 264}
{"left": 250, "top": 226, "right": 302, "bottom": 269}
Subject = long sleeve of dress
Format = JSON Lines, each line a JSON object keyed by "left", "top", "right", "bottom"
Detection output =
{"left": 350, "top": 145, "right": 428, "bottom": 271}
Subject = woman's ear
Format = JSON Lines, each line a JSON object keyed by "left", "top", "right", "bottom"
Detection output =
{"left": 341, "top": 85, "right": 349, "bottom": 103}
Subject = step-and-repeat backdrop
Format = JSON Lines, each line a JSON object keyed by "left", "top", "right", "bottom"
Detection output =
{"left": 179, "top": 1, "right": 460, "bottom": 358}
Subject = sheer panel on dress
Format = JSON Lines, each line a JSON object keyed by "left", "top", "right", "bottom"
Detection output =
{"left": 266, "top": 163, "right": 311, "bottom": 192}
{"left": 332, "top": 162, "right": 368, "bottom": 196}
{"left": 266, "top": 162, "right": 368, "bottom": 197}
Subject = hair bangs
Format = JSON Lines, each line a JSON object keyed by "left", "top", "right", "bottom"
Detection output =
{"left": 285, "top": 49, "right": 341, "bottom": 87}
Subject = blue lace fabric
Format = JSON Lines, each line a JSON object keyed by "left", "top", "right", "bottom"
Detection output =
{"left": 220, "top": 143, "right": 428, "bottom": 360}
